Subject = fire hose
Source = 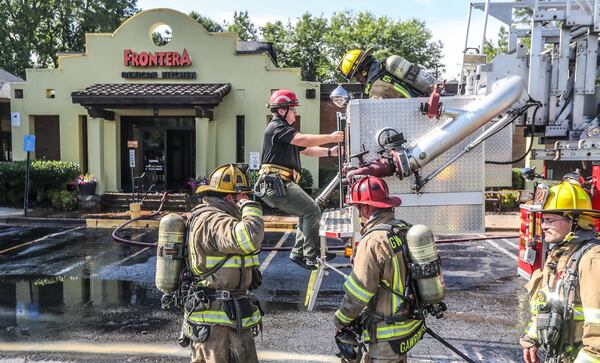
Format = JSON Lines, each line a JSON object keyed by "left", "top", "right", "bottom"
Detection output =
{"left": 111, "top": 192, "right": 169, "bottom": 247}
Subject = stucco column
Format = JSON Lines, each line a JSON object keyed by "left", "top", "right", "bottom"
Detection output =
{"left": 195, "top": 117, "right": 210, "bottom": 178}
{"left": 103, "top": 119, "right": 120, "bottom": 192}
{"left": 208, "top": 119, "right": 217, "bottom": 172}
{"left": 88, "top": 117, "right": 106, "bottom": 194}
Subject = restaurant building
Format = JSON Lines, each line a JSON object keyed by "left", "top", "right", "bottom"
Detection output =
{"left": 10, "top": 8, "right": 320, "bottom": 193}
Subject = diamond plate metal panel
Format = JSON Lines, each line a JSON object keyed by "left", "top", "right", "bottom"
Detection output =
{"left": 394, "top": 205, "right": 484, "bottom": 234}
{"left": 484, "top": 122, "right": 513, "bottom": 187}
{"left": 352, "top": 96, "right": 483, "bottom": 193}
{"left": 348, "top": 96, "right": 492, "bottom": 233}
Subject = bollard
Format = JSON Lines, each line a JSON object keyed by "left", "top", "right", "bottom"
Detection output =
{"left": 130, "top": 202, "right": 142, "bottom": 220}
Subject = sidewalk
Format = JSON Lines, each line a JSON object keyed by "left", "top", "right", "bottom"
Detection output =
{"left": 265, "top": 212, "right": 521, "bottom": 232}
{"left": 0, "top": 207, "right": 25, "bottom": 217}
{"left": 485, "top": 212, "right": 520, "bottom": 232}
{"left": 0, "top": 208, "right": 520, "bottom": 233}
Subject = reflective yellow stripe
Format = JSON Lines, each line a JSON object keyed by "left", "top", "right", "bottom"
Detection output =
{"left": 188, "top": 308, "right": 262, "bottom": 328}
{"left": 188, "top": 241, "right": 203, "bottom": 276}
{"left": 574, "top": 306, "right": 584, "bottom": 321}
{"left": 575, "top": 350, "right": 600, "bottom": 363}
{"left": 205, "top": 255, "right": 260, "bottom": 268}
{"left": 393, "top": 83, "right": 411, "bottom": 98}
{"left": 243, "top": 206, "right": 263, "bottom": 218}
{"left": 188, "top": 311, "right": 233, "bottom": 325}
{"left": 335, "top": 310, "right": 353, "bottom": 325}
{"left": 242, "top": 309, "right": 262, "bottom": 327}
{"left": 584, "top": 307, "right": 600, "bottom": 324}
{"left": 362, "top": 320, "right": 422, "bottom": 341}
{"left": 391, "top": 256, "right": 403, "bottom": 314}
{"left": 344, "top": 274, "right": 374, "bottom": 303}
{"left": 525, "top": 321, "right": 538, "bottom": 339}
{"left": 234, "top": 223, "right": 255, "bottom": 253}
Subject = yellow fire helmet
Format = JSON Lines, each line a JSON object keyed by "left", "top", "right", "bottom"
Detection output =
{"left": 541, "top": 181, "right": 595, "bottom": 230}
{"left": 196, "top": 164, "right": 251, "bottom": 196}
{"left": 338, "top": 47, "right": 374, "bottom": 80}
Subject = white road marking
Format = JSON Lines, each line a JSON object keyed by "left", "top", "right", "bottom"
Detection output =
{"left": 53, "top": 251, "right": 110, "bottom": 276}
{"left": 0, "top": 226, "right": 84, "bottom": 255}
{"left": 501, "top": 238, "right": 519, "bottom": 249}
{"left": 91, "top": 247, "right": 151, "bottom": 277}
{"left": 486, "top": 239, "right": 519, "bottom": 261}
{"left": 259, "top": 231, "right": 290, "bottom": 273}
{"left": 0, "top": 342, "right": 338, "bottom": 361}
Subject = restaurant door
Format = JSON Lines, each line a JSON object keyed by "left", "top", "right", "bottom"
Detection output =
{"left": 121, "top": 117, "right": 195, "bottom": 192}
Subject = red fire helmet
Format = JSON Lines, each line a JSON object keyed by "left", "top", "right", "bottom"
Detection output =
{"left": 348, "top": 176, "right": 401, "bottom": 208}
{"left": 268, "top": 89, "right": 300, "bottom": 109}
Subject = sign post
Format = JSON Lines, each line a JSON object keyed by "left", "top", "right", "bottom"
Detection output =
{"left": 128, "top": 140, "right": 138, "bottom": 195}
{"left": 23, "top": 135, "right": 36, "bottom": 217}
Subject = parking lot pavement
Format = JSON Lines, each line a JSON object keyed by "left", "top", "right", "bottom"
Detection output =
{"left": 0, "top": 227, "right": 526, "bottom": 362}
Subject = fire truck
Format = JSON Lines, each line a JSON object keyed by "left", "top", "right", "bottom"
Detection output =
{"left": 459, "top": 0, "right": 600, "bottom": 278}
{"left": 313, "top": 0, "right": 600, "bottom": 294}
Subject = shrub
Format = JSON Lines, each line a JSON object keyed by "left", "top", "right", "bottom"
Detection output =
{"left": 512, "top": 168, "right": 525, "bottom": 190}
{"left": 500, "top": 192, "right": 518, "bottom": 210}
{"left": 0, "top": 160, "right": 80, "bottom": 206}
{"left": 300, "top": 168, "right": 314, "bottom": 189}
{"left": 48, "top": 190, "right": 78, "bottom": 211}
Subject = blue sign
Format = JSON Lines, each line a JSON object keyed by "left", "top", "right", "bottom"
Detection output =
{"left": 23, "top": 135, "right": 35, "bottom": 152}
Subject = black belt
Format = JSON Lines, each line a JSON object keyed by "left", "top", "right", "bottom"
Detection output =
{"left": 202, "top": 288, "right": 249, "bottom": 300}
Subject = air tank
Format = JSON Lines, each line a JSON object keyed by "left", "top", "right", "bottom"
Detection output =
{"left": 155, "top": 213, "right": 186, "bottom": 294}
{"left": 405, "top": 224, "right": 445, "bottom": 305}
{"left": 384, "top": 55, "right": 438, "bottom": 95}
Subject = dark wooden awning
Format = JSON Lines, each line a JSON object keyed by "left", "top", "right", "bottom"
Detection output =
{"left": 71, "top": 83, "right": 231, "bottom": 120}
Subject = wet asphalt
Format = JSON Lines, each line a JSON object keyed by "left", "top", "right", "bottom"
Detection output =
{"left": 0, "top": 226, "right": 527, "bottom": 362}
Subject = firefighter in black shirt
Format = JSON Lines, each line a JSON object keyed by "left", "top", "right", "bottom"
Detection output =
{"left": 257, "top": 89, "right": 344, "bottom": 269}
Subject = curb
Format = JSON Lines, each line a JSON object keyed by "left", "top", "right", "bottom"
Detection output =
{"left": 0, "top": 216, "right": 297, "bottom": 231}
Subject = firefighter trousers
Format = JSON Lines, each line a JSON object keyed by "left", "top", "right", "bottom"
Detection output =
{"left": 190, "top": 325, "right": 258, "bottom": 363}
{"left": 362, "top": 340, "right": 408, "bottom": 363}
{"left": 260, "top": 181, "right": 321, "bottom": 259}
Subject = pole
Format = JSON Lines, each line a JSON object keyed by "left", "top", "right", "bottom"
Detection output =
{"left": 458, "top": 3, "right": 474, "bottom": 95}
{"left": 336, "top": 112, "right": 344, "bottom": 209}
{"left": 24, "top": 151, "right": 30, "bottom": 217}
{"left": 480, "top": 0, "right": 491, "bottom": 54}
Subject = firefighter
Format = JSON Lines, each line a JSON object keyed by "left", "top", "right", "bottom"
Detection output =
{"left": 257, "top": 89, "right": 344, "bottom": 270}
{"left": 520, "top": 181, "right": 600, "bottom": 363}
{"left": 338, "top": 47, "right": 437, "bottom": 99}
{"left": 183, "top": 164, "right": 264, "bottom": 363}
{"left": 334, "top": 176, "right": 427, "bottom": 362}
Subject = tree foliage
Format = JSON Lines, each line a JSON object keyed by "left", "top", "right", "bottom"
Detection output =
{"left": 228, "top": 11, "right": 258, "bottom": 41}
{"left": 0, "top": 0, "right": 138, "bottom": 78}
{"left": 188, "top": 10, "right": 444, "bottom": 81}
{"left": 189, "top": 11, "right": 225, "bottom": 32}
{"left": 483, "top": 26, "right": 509, "bottom": 62}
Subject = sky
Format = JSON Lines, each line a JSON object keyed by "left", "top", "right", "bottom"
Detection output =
{"left": 137, "top": 0, "right": 506, "bottom": 79}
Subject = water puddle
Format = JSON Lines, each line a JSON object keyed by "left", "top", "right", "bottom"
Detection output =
{"left": 0, "top": 276, "right": 169, "bottom": 341}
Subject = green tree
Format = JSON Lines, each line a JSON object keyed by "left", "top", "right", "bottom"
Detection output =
{"left": 325, "top": 11, "right": 444, "bottom": 80}
{"left": 0, "top": 0, "right": 138, "bottom": 78}
{"left": 260, "top": 20, "right": 291, "bottom": 68}
{"left": 228, "top": 11, "right": 258, "bottom": 41}
{"left": 286, "top": 13, "right": 330, "bottom": 81}
{"left": 189, "top": 11, "right": 225, "bottom": 32}
{"left": 483, "top": 26, "right": 509, "bottom": 62}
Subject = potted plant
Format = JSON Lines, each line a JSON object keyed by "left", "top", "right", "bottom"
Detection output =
{"left": 76, "top": 173, "right": 97, "bottom": 196}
